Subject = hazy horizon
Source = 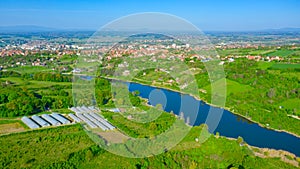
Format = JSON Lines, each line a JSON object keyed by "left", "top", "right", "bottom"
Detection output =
{"left": 1, "top": 24, "right": 300, "bottom": 33}
{"left": 1, "top": 0, "right": 300, "bottom": 32}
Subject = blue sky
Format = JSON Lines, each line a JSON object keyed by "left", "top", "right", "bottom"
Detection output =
{"left": 0, "top": 0, "right": 299, "bottom": 31}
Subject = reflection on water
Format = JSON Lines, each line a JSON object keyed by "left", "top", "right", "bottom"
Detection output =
{"left": 127, "top": 82, "right": 300, "bottom": 157}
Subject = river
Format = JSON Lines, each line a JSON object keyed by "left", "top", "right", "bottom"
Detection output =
{"left": 123, "top": 81, "right": 300, "bottom": 157}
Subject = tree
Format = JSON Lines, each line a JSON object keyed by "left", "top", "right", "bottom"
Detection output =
{"left": 237, "top": 136, "right": 244, "bottom": 145}
{"left": 215, "top": 132, "right": 220, "bottom": 138}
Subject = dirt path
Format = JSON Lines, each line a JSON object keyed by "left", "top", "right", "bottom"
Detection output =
{"left": 0, "top": 122, "right": 26, "bottom": 135}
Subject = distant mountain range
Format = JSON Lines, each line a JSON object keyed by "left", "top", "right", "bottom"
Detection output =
{"left": 0, "top": 25, "right": 299, "bottom": 33}
{"left": 0, "top": 25, "right": 58, "bottom": 33}
{"left": 261, "top": 27, "right": 300, "bottom": 32}
{"left": 0, "top": 25, "right": 95, "bottom": 33}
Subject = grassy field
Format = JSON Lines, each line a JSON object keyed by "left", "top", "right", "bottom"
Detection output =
{"left": 0, "top": 119, "right": 21, "bottom": 125}
{"left": 26, "top": 80, "right": 71, "bottom": 89}
{"left": 203, "top": 78, "right": 253, "bottom": 96}
{"left": 216, "top": 48, "right": 297, "bottom": 58}
{"left": 266, "top": 49, "right": 295, "bottom": 57}
{"left": 0, "top": 124, "right": 94, "bottom": 168}
{"left": 249, "top": 49, "right": 275, "bottom": 55}
{"left": 1, "top": 77, "right": 71, "bottom": 89}
{"left": 257, "top": 61, "right": 274, "bottom": 70}
{"left": 270, "top": 63, "right": 300, "bottom": 69}
{"left": 279, "top": 98, "right": 300, "bottom": 114}
{"left": 101, "top": 110, "right": 176, "bottom": 138}
{"left": 0, "top": 77, "right": 26, "bottom": 85}
{"left": 6, "top": 66, "right": 54, "bottom": 74}
{"left": 279, "top": 99, "right": 300, "bottom": 109}
{"left": 217, "top": 48, "right": 255, "bottom": 56}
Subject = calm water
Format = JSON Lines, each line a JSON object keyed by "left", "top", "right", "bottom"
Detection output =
{"left": 125, "top": 82, "right": 300, "bottom": 156}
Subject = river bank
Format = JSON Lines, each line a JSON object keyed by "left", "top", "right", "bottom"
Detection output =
{"left": 223, "top": 136, "right": 300, "bottom": 166}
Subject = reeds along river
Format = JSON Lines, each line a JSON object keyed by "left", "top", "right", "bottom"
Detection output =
{"left": 125, "top": 82, "right": 300, "bottom": 157}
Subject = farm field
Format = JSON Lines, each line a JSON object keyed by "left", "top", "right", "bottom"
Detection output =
{"left": 266, "top": 49, "right": 295, "bottom": 57}
{"left": 270, "top": 63, "right": 300, "bottom": 69}
{"left": 0, "top": 119, "right": 26, "bottom": 135}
